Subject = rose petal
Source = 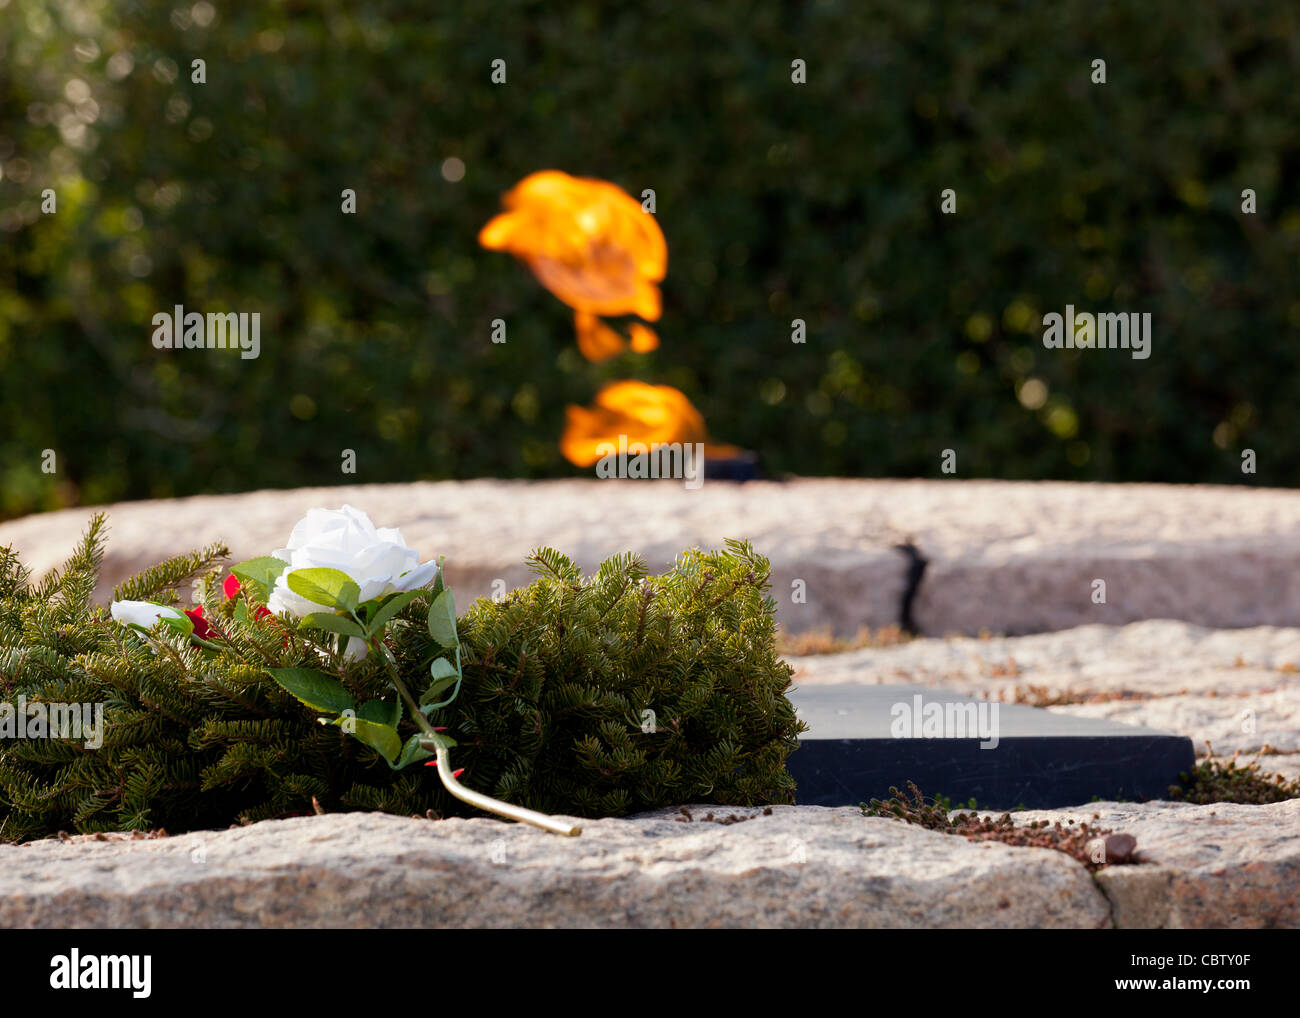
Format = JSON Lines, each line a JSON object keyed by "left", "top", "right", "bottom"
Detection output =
{"left": 184, "top": 605, "right": 215, "bottom": 641}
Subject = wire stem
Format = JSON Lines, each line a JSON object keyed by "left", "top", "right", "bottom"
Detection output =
{"left": 376, "top": 640, "right": 581, "bottom": 836}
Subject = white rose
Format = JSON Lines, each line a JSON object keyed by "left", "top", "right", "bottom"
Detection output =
{"left": 110, "top": 600, "right": 183, "bottom": 629}
{"left": 339, "top": 638, "right": 370, "bottom": 662}
{"left": 266, "top": 505, "right": 438, "bottom": 618}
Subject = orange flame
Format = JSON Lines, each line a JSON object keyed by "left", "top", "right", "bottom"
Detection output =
{"left": 560, "top": 380, "right": 740, "bottom": 467}
{"left": 479, "top": 171, "right": 665, "bottom": 362}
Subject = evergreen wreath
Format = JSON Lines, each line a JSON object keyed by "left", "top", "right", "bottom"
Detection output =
{"left": 0, "top": 507, "right": 804, "bottom": 842}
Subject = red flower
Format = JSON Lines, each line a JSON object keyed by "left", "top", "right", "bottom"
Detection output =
{"left": 224, "top": 574, "right": 274, "bottom": 621}
{"left": 185, "top": 604, "right": 215, "bottom": 641}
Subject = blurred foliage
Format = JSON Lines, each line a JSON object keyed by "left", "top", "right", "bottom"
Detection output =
{"left": 2, "top": 0, "right": 1299, "bottom": 519}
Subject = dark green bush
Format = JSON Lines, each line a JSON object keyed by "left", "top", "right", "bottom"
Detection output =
{"left": 445, "top": 543, "right": 802, "bottom": 816}
{"left": 3, "top": 0, "right": 1298, "bottom": 518}
{"left": 0, "top": 519, "right": 802, "bottom": 841}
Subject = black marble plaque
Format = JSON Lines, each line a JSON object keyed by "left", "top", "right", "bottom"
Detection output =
{"left": 785, "top": 684, "right": 1195, "bottom": 809}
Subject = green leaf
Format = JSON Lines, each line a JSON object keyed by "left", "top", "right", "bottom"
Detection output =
{"left": 287, "top": 568, "right": 361, "bottom": 613}
{"left": 427, "top": 556, "right": 446, "bottom": 600}
{"left": 420, "top": 648, "right": 462, "bottom": 712}
{"left": 366, "top": 590, "right": 421, "bottom": 635}
{"left": 266, "top": 667, "right": 354, "bottom": 714}
{"left": 429, "top": 656, "right": 457, "bottom": 681}
{"left": 358, "top": 697, "right": 401, "bottom": 728}
{"left": 231, "top": 557, "right": 290, "bottom": 598}
{"left": 124, "top": 609, "right": 192, "bottom": 639}
{"left": 330, "top": 716, "right": 401, "bottom": 763}
{"left": 420, "top": 660, "right": 458, "bottom": 706}
{"left": 392, "top": 734, "right": 435, "bottom": 770}
{"left": 427, "top": 590, "right": 457, "bottom": 647}
{"left": 420, "top": 675, "right": 458, "bottom": 706}
{"left": 299, "top": 612, "right": 366, "bottom": 639}
{"left": 158, "top": 612, "right": 194, "bottom": 638}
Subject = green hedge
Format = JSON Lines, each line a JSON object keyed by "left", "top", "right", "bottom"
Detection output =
{"left": 2, "top": 0, "right": 1297, "bottom": 518}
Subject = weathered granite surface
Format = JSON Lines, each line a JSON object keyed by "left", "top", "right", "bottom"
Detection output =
{"left": 5, "top": 479, "right": 1300, "bottom": 636}
{"left": 1021, "top": 799, "right": 1300, "bottom": 929}
{"left": 1, "top": 800, "right": 1293, "bottom": 929}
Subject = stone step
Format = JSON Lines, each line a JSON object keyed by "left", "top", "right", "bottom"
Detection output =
{"left": 2, "top": 803, "right": 1294, "bottom": 928}
{"left": 3, "top": 479, "right": 1298, "bottom": 637}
